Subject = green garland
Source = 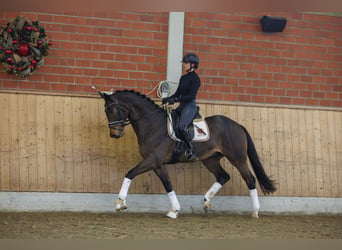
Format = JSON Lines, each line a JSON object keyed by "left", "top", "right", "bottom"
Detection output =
{"left": 0, "top": 16, "right": 53, "bottom": 78}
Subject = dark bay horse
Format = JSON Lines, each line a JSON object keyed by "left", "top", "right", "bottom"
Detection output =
{"left": 99, "top": 89, "right": 276, "bottom": 218}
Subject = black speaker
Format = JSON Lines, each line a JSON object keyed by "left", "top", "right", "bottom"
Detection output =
{"left": 260, "top": 16, "right": 287, "bottom": 32}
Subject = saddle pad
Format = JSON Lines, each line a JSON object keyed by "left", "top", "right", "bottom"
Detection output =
{"left": 167, "top": 114, "right": 210, "bottom": 142}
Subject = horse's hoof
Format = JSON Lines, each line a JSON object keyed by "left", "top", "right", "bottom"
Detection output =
{"left": 166, "top": 209, "right": 179, "bottom": 219}
{"left": 252, "top": 211, "right": 259, "bottom": 218}
{"left": 203, "top": 200, "right": 211, "bottom": 215}
{"left": 115, "top": 199, "right": 127, "bottom": 211}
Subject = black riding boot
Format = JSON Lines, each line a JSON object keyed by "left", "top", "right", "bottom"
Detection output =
{"left": 182, "top": 129, "right": 199, "bottom": 161}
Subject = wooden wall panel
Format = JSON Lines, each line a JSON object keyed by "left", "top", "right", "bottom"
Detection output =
{"left": 8, "top": 94, "right": 20, "bottom": 190}
{"left": 0, "top": 92, "right": 341, "bottom": 198}
{"left": 0, "top": 94, "right": 9, "bottom": 190}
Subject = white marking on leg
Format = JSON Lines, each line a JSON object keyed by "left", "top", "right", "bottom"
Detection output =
{"left": 249, "top": 188, "right": 260, "bottom": 218}
{"left": 115, "top": 177, "right": 131, "bottom": 211}
{"left": 118, "top": 177, "right": 131, "bottom": 201}
{"left": 203, "top": 182, "right": 222, "bottom": 214}
{"left": 204, "top": 182, "right": 222, "bottom": 201}
{"left": 167, "top": 191, "right": 180, "bottom": 218}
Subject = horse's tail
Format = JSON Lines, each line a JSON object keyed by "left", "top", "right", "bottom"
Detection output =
{"left": 241, "top": 125, "right": 276, "bottom": 195}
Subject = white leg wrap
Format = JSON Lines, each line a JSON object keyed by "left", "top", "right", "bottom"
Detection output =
{"left": 118, "top": 177, "right": 131, "bottom": 200}
{"left": 204, "top": 182, "right": 222, "bottom": 201}
{"left": 249, "top": 188, "right": 260, "bottom": 212}
{"left": 166, "top": 191, "right": 180, "bottom": 219}
{"left": 167, "top": 191, "right": 180, "bottom": 211}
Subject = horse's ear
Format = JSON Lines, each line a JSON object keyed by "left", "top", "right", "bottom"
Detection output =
{"left": 99, "top": 91, "right": 106, "bottom": 99}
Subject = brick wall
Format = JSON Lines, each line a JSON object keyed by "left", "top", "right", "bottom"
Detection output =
{"left": 184, "top": 12, "right": 342, "bottom": 107}
{"left": 0, "top": 12, "right": 341, "bottom": 108}
{"left": 0, "top": 12, "right": 169, "bottom": 94}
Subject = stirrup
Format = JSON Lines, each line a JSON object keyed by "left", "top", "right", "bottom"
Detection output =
{"left": 185, "top": 149, "right": 199, "bottom": 161}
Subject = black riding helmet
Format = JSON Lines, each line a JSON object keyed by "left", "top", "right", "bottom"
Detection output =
{"left": 182, "top": 53, "right": 199, "bottom": 70}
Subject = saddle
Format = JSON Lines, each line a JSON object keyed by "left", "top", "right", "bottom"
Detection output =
{"left": 167, "top": 107, "right": 210, "bottom": 143}
{"left": 166, "top": 108, "right": 209, "bottom": 164}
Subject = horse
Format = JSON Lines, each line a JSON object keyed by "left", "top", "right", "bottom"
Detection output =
{"left": 99, "top": 89, "right": 276, "bottom": 219}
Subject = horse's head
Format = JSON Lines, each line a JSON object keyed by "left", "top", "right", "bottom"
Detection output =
{"left": 99, "top": 91, "right": 129, "bottom": 138}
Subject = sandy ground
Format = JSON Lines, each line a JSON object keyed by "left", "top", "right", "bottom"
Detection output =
{"left": 0, "top": 212, "right": 341, "bottom": 239}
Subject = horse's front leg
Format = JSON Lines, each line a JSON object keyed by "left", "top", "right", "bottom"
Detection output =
{"left": 153, "top": 166, "right": 180, "bottom": 219}
{"left": 115, "top": 177, "right": 130, "bottom": 211}
{"left": 115, "top": 157, "right": 157, "bottom": 212}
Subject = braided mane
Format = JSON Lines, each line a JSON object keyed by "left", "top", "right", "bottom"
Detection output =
{"left": 115, "top": 89, "right": 162, "bottom": 110}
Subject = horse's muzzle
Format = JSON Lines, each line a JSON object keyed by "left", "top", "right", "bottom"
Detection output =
{"left": 109, "top": 127, "right": 124, "bottom": 138}
{"left": 110, "top": 132, "right": 122, "bottom": 139}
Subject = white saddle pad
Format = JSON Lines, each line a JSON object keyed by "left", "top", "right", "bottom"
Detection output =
{"left": 167, "top": 113, "right": 210, "bottom": 142}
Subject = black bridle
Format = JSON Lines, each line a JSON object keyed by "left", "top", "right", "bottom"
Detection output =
{"left": 105, "top": 97, "right": 162, "bottom": 138}
{"left": 105, "top": 99, "right": 130, "bottom": 138}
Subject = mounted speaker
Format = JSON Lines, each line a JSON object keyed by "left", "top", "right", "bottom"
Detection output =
{"left": 260, "top": 16, "right": 287, "bottom": 32}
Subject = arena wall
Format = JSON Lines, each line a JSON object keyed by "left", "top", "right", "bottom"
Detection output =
{"left": 0, "top": 12, "right": 341, "bottom": 213}
{"left": 0, "top": 92, "right": 340, "bottom": 198}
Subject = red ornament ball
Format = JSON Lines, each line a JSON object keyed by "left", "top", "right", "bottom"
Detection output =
{"left": 18, "top": 44, "right": 30, "bottom": 56}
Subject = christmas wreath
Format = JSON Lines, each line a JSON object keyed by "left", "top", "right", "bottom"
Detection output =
{"left": 0, "top": 16, "right": 53, "bottom": 78}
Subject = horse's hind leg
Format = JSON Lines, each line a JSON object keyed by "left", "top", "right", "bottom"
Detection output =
{"left": 201, "top": 153, "right": 230, "bottom": 214}
{"left": 153, "top": 166, "right": 180, "bottom": 219}
{"left": 232, "top": 159, "right": 260, "bottom": 218}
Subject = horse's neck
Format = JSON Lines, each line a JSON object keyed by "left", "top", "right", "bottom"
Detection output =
{"left": 127, "top": 101, "right": 165, "bottom": 140}
{"left": 128, "top": 103, "right": 157, "bottom": 122}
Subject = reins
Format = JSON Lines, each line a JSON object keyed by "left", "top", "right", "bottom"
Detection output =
{"left": 128, "top": 108, "right": 162, "bottom": 125}
{"left": 105, "top": 98, "right": 164, "bottom": 129}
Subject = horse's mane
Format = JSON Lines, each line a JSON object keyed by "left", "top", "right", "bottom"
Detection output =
{"left": 115, "top": 89, "right": 162, "bottom": 110}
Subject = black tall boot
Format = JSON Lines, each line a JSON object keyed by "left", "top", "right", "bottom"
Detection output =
{"left": 182, "top": 129, "right": 199, "bottom": 161}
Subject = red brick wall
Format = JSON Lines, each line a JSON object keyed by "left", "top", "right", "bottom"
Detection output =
{"left": 0, "top": 12, "right": 169, "bottom": 94}
{"left": 184, "top": 12, "right": 342, "bottom": 107}
{"left": 1, "top": 12, "right": 341, "bottom": 108}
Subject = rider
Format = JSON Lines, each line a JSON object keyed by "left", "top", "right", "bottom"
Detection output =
{"left": 162, "top": 52, "right": 201, "bottom": 161}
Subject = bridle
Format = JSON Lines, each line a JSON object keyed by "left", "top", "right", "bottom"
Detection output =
{"left": 105, "top": 97, "right": 163, "bottom": 138}
{"left": 105, "top": 98, "right": 130, "bottom": 138}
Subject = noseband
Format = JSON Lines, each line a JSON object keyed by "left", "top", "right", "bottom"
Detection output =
{"left": 105, "top": 99, "right": 129, "bottom": 138}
